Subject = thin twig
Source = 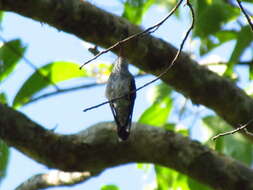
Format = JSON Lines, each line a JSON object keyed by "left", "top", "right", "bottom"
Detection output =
{"left": 83, "top": 0, "right": 195, "bottom": 112}
{"left": 26, "top": 73, "right": 147, "bottom": 106}
{"left": 135, "top": 0, "right": 194, "bottom": 92}
{"left": 0, "top": 35, "right": 60, "bottom": 90}
{"left": 243, "top": 128, "right": 253, "bottom": 136}
{"left": 226, "top": 0, "right": 253, "bottom": 17}
{"left": 26, "top": 82, "right": 104, "bottom": 105}
{"left": 236, "top": 0, "right": 253, "bottom": 32}
{"left": 201, "top": 60, "right": 253, "bottom": 66}
{"left": 212, "top": 119, "right": 253, "bottom": 140}
{"left": 80, "top": 0, "right": 184, "bottom": 69}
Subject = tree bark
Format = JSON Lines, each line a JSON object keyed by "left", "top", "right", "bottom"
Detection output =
{"left": 1, "top": 0, "right": 253, "bottom": 138}
{"left": 1, "top": 103, "right": 253, "bottom": 190}
{"left": 15, "top": 171, "right": 100, "bottom": 190}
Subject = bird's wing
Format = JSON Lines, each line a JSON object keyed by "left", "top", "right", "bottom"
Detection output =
{"left": 124, "top": 77, "right": 136, "bottom": 128}
{"left": 108, "top": 76, "right": 136, "bottom": 140}
{"left": 109, "top": 101, "right": 121, "bottom": 131}
{"left": 109, "top": 101, "right": 130, "bottom": 140}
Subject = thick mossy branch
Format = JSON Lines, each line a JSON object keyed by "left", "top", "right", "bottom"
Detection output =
{"left": 1, "top": 104, "right": 253, "bottom": 190}
{"left": 1, "top": 0, "right": 253, "bottom": 136}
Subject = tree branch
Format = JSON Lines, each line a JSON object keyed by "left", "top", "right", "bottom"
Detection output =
{"left": 15, "top": 170, "right": 101, "bottom": 190}
{"left": 1, "top": 103, "right": 253, "bottom": 190}
{"left": 1, "top": 0, "right": 253, "bottom": 139}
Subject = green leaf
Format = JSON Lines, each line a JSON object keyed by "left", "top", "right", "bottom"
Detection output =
{"left": 199, "top": 30, "right": 237, "bottom": 55}
{"left": 139, "top": 82, "right": 173, "bottom": 127}
{"left": 155, "top": 166, "right": 171, "bottom": 190}
{"left": 0, "top": 11, "right": 4, "bottom": 24}
{"left": 154, "top": 0, "right": 177, "bottom": 9}
{"left": 101, "top": 184, "right": 119, "bottom": 190}
{"left": 214, "top": 137, "right": 224, "bottom": 153}
{"left": 154, "top": 0, "right": 180, "bottom": 17}
{"left": 155, "top": 165, "right": 190, "bottom": 190}
{"left": 163, "top": 123, "right": 189, "bottom": 136}
{"left": 225, "top": 26, "right": 253, "bottom": 76}
{"left": 202, "top": 116, "right": 231, "bottom": 135}
{"left": 0, "top": 140, "right": 9, "bottom": 183}
{"left": 202, "top": 116, "right": 253, "bottom": 165}
{"left": 188, "top": 178, "right": 212, "bottom": 190}
{"left": 122, "top": 0, "right": 155, "bottom": 24}
{"left": 155, "top": 165, "right": 211, "bottom": 190}
{"left": 0, "top": 39, "right": 26, "bottom": 82}
{"left": 215, "top": 30, "right": 237, "bottom": 43}
{"left": 0, "top": 92, "right": 7, "bottom": 104}
{"left": 250, "top": 63, "right": 253, "bottom": 80}
{"left": 224, "top": 135, "right": 253, "bottom": 165}
{"left": 138, "top": 97, "right": 172, "bottom": 127}
{"left": 13, "top": 61, "right": 86, "bottom": 108}
{"left": 136, "top": 163, "right": 151, "bottom": 172}
{"left": 149, "top": 82, "right": 172, "bottom": 104}
{"left": 194, "top": 2, "right": 240, "bottom": 38}
{"left": 240, "top": 0, "right": 253, "bottom": 2}
{"left": 163, "top": 123, "right": 176, "bottom": 131}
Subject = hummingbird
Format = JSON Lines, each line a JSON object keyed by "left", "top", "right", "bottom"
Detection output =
{"left": 105, "top": 57, "right": 136, "bottom": 140}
